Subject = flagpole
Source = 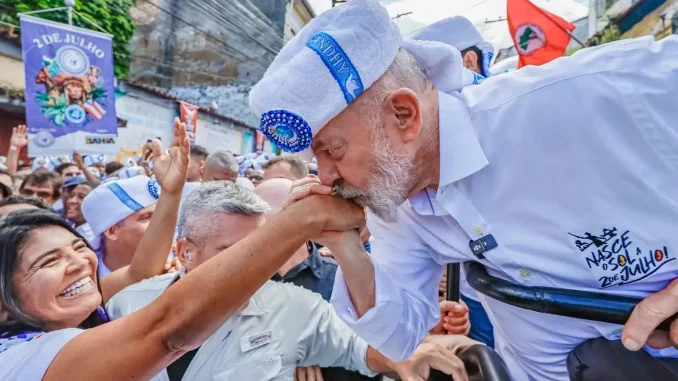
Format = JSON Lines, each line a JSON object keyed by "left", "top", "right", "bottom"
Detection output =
{"left": 533, "top": 3, "right": 586, "bottom": 47}
{"left": 65, "top": 0, "right": 74, "bottom": 26}
{"left": 566, "top": 31, "right": 586, "bottom": 47}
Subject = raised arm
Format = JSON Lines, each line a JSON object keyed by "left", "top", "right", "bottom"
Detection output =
{"left": 6, "top": 125, "right": 27, "bottom": 176}
{"left": 44, "top": 193, "right": 366, "bottom": 381}
{"left": 100, "top": 118, "right": 188, "bottom": 302}
{"left": 72, "top": 153, "right": 97, "bottom": 182}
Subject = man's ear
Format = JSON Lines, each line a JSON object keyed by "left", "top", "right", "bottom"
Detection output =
{"left": 463, "top": 50, "right": 480, "bottom": 73}
{"left": 176, "top": 238, "right": 196, "bottom": 268}
{"left": 383, "top": 88, "right": 422, "bottom": 144}
{"left": 102, "top": 225, "right": 118, "bottom": 242}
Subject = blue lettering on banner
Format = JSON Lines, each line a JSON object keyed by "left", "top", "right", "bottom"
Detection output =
{"left": 569, "top": 227, "right": 674, "bottom": 288}
{"left": 306, "top": 32, "right": 364, "bottom": 104}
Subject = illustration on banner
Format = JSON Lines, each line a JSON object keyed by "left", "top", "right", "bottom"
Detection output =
{"left": 35, "top": 45, "right": 107, "bottom": 127}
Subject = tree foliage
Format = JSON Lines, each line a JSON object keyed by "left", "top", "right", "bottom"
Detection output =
{"left": 0, "top": 0, "right": 136, "bottom": 78}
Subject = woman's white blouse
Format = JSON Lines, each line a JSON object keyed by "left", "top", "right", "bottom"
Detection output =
{"left": 0, "top": 329, "right": 83, "bottom": 381}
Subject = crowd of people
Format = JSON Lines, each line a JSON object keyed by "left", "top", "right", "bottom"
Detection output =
{"left": 0, "top": 118, "right": 477, "bottom": 381}
{"left": 1, "top": 0, "right": 677, "bottom": 380}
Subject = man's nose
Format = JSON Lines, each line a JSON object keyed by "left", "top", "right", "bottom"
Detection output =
{"left": 317, "top": 160, "right": 340, "bottom": 187}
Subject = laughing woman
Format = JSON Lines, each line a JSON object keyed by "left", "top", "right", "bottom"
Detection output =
{"left": 0, "top": 121, "right": 366, "bottom": 380}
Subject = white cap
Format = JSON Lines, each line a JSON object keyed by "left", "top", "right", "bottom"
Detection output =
{"left": 83, "top": 154, "right": 108, "bottom": 167}
{"left": 249, "top": 0, "right": 482, "bottom": 154}
{"left": 81, "top": 175, "right": 160, "bottom": 249}
{"left": 412, "top": 17, "right": 495, "bottom": 77}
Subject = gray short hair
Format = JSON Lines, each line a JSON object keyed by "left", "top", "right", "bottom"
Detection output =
{"left": 205, "top": 150, "right": 239, "bottom": 173}
{"left": 177, "top": 181, "right": 270, "bottom": 243}
{"left": 358, "top": 49, "right": 429, "bottom": 125}
{"left": 373, "top": 49, "right": 429, "bottom": 99}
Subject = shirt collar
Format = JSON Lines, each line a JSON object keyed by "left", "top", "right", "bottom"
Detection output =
{"left": 282, "top": 242, "right": 326, "bottom": 279}
{"left": 239, "top": 292, "right": 266, "bottom": 316}
{"left": 407, "top": 91, "right": 488, "bottom": 216}
{"left": 437, "top": 90, "right": 489, "bottom": 188}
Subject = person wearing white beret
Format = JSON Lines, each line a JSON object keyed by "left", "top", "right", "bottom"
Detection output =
{"left": 80, "top": 119, "right": 187, "bottom": 284}
{"left": 81, "top": 175, "right": 160, "bottom": 279}
{"left": 249, "top": 0, "right": 678, "bottom": 380}
{"left": 412, "top": 16, "right": 496, "bottom": 78}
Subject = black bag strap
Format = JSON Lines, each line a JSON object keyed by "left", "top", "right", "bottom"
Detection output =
{"left": 166, "top": 347, "right": 200, "bottom": 381}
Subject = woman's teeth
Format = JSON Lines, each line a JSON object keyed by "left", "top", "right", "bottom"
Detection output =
{"left": 60, "top": 277, "right": 93, "bottom": 297}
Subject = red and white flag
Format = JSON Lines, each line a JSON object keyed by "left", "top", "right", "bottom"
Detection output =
{"left": 508, "top": 0, "right": 576, "bottom": 68}
{"left": 83, "top": 100, "right": 106, "bottom": 120}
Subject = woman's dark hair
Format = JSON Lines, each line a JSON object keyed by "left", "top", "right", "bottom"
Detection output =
{"left": 0, "top": 210, "right": 106, "bottom": 336}
{"left": 0, "top": 195, "right": 53, "bottom": 213}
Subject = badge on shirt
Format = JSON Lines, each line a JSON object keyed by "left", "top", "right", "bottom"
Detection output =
{"left": 240, "top": 330, "right": 280, "bottom": 352}
{"left": 468, "top": 234, "right": 498, "bottom": 259}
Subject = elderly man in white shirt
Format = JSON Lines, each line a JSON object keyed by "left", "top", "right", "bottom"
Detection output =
{"left": 107, "top": 181, "right": 478, "bottom": 381}
{"left": 247, "top": 0, "right": 678, "bottom": 380}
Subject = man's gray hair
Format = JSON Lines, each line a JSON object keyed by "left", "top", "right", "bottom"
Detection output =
{"left": 177, "top": 181, "right": 270, "bottom": 243}
{"left": 375, "top": 49, "right": 429, "bottom": 98}
{"left": 205, "top": 150, "right": 239, "bottom": 173}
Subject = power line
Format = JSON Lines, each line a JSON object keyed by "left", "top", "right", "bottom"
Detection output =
{"left": 179, "top": 0, "right": 283, "bottom": 52}
{"left": 0, "top": 18, "right": 238, "bottom": 82}
{"left": 114, "top": 52, "right": 238, "bottom": 81}
{"left": 136, "top": 0, "right": 281, "bottom": 56}
{"left": 400, "top": 0, "right": 498, "bottom": 36}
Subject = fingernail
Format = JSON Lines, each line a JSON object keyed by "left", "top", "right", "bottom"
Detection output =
{"left": 623, "top": 338, "right": 640, "bottom": 351}
{"left": 454, "top": 305, "right": 463, "bottom": 311}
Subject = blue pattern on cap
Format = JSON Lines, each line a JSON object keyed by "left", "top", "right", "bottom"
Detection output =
{"left": 260, "top": 110, "right": 313, "bottom": 153}
{"left": 147, "top": 178, "right": 161, "bottom": 199}
{"left": 482, "top": 51, "right": 494, "bottom": 78}
{"left": 107, "top": 183, "right": 143, "bottom": 212}
{"left": 306, "top": 32, "right": 364, "bottom": 104}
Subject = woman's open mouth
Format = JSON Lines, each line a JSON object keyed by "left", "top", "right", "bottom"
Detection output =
{"left": 59, "top": 276, "right": 94, "bottom": 297}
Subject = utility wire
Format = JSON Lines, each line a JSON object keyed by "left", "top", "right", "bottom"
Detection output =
{"left": 136, "top": 0, "right": 281, "bottom": 55}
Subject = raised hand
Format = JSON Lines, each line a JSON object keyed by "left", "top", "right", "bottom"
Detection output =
{"left": 151, "top": 118, "right": 189, "bottom": 195}
{"left": 10, "top": 125, "right": 28, "bottom": 148}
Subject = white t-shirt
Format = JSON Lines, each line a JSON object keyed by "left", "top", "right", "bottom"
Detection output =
{"left": 0, "top": 329, "right": 83, "bottom": 381}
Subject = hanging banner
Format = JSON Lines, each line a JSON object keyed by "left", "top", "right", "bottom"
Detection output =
{"left": 20, "top": 15, "right": 118, "bottom": 157}
{"left": 179, "top": 101, "right": 199, "bottom": 145}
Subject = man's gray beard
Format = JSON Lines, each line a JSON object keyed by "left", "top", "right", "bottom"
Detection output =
{"left": 334, "top": 127, "right": 414, "bottom": 223}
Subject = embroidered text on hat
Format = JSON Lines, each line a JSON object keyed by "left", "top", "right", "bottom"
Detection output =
{"left": 307, "top": 32, "right": 364, "bottom": 104}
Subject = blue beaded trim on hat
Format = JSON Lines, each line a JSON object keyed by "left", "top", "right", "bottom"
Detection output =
{"left": 147, "top": 177, "right": 161, "bottom": 199}
{"left": 259, "top": 110, "right": 312, "bottom": 153}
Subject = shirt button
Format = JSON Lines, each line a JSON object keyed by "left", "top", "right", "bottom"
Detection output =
{"left": 474, "top": 227, "right": 483, "bottom": 236}
{"left": 519, "top": 268, "right": 531, "bottom": 279}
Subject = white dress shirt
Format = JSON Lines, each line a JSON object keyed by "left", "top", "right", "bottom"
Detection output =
{"left": 331, "top": 36, "right": 678, "bottom": 381}
{"left": 107, "top": 274, "right": 376, "bottom": 381}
